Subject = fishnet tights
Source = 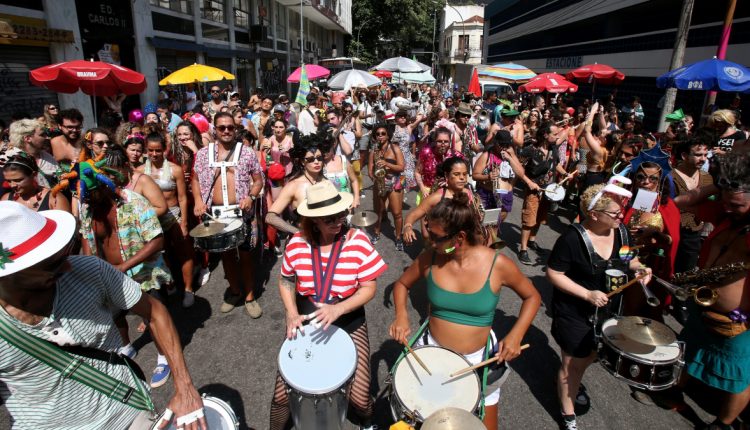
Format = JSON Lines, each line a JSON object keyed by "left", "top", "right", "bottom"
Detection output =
{"left": 269, "top": 323, "right": 373, "bottom": 430}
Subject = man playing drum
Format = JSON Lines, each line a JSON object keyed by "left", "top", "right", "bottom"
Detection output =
{"left": 192, "top": 112, "right": 264, "bottom": 318}
{"left": 0, "top": 201, "right": 205, "bottom": 429}
{"left": 675, "top": 153, "right": 750, "bottom": 430}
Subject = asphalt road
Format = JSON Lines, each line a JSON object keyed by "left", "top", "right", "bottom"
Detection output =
{"left": 1, "top": 179, "right": 717, "bottom": 430}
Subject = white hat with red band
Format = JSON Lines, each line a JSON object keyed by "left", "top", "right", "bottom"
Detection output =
{"left": 0, "top": 201, "right": 77, "bottom": 277}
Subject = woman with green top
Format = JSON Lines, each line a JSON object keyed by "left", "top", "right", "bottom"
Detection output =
{"left": 389, "top": 191, "right": 541, "bottom": 429}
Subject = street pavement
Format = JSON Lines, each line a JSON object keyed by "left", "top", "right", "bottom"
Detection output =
{"left": 0, "top": 179, "right": 716, "bottom": 430}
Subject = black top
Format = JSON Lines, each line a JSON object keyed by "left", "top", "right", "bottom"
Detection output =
{"left": 519, "top": 144, "right": 559, "bottom": 185}
{"left": 716, "top": 130, "right": 746, "bottom": 152}
{"left": 548, "top": 225, "right": 627, "bottom": 320}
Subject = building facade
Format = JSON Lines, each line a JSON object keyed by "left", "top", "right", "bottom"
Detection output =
{"left": 483, "top": 0, "right": 749, "bottom": 128}
{"left": 438, "top": 3, "right": 484, "bottom": 80}
{"left": 0, "top": 0, "right": 352, "bottom": 124}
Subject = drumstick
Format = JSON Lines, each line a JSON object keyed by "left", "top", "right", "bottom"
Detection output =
{"left": 450, "top": 344, "right": 530, "bottom": 377}
{"left": 403, "top": 342, "right": 432, "bottom": 375}
{"left": 606, "top": 272, "right": 649, "bottom": 298}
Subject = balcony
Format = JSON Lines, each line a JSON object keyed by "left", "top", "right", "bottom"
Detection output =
{"left": 276, "top": 0, "right": 351, "bottom": 33}
{"left": 443, "top": 48, "right": 482, "bottom": 62}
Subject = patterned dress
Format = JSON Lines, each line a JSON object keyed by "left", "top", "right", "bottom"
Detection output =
{"left": 392, "top": 126, "right": 417, "bottom": 189}
{"left": 80, "top": 188, "right": 172, "bottom": 291}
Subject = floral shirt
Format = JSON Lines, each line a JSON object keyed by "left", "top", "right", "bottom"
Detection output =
{"left": 193, "top": 142, "right": 262, "bottom": 207}
{"left": 80, "top": 189, "right": 172, "bottom": 291}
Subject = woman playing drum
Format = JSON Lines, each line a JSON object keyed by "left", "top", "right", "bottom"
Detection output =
{"left": 390, "top": 192, "right": 541, "bottom": 429}
{"left": 270, "top": 181, "right": 386, "bottom": 430}
{"left": 547, "top": 182, "right": 652, "bottom": 430}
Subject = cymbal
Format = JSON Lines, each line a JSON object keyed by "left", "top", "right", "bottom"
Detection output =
{"left": 618, "top": 316, "right": 676, "bottom": 346}
{"left": 349, "top": 211, "right": 377, "bottom": 228}
{"left": 422, "top": 407, "right": 485, "bottom": 430}
{"left": 189, "top": 221, "right": 226, "bottom": 238}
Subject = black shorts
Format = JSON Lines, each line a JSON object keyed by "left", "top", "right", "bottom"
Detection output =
{"left": 551, "top": 313, "right": 597, "bottom": 358}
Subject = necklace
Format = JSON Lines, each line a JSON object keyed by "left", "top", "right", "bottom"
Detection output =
{"left": 13, "top": 188, "right": 44, "bottom": 209}
{"left": 303, "top": 172, "right": 320, "bottom": 185}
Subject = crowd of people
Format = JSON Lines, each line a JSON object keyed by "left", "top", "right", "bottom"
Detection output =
{"left": 0, "top": 78, "right": 748, "bottom": 430}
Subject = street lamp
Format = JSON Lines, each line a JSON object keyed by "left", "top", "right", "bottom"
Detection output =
{"left": 432, "top": 0, "right": 467, "bottom": 63}
{"left": 356, "top": 17, "right": 372, "bottom": 59}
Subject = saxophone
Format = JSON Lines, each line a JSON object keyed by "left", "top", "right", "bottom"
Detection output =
{"left": 667, "top": 262, "right": 750, "bottom": 307}
{"left": 374, "top": 145, "right": 387, "bottom": 197}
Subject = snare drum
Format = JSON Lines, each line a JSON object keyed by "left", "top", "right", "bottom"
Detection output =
{"left": 152, "top": 395, "right": 238, "bottom": 429}
{"left": 278, "top": 325, "right": 357, "bottom": 430}
{"left": 544, "top": 183, "right": 566, "bottom": 202}
{"left": 389, "top": 345, "right": 481, "bottom": 423}
{"left": 598, "top": 318, "right": 684, "bottom": 391}
{"left": 192, "top": 218, "right": 247, "bottom": 253}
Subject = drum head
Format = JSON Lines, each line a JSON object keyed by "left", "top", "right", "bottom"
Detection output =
{"left": 223, "top": 218, "right": 244, "bottom": 232}
{"left": 392, "top": 346, "right": 480, "bottom": 420}
{"left": 544, "top": 184, "right": 565, "bottom": 202}
{"left": 278, "top": 325, "right": 357, "bottom": 394}
{"left": 155, "top": 396, "right": 237, "bottom": 430}
{"left": 601, "top": 318, "right": 680, "bottom": 362}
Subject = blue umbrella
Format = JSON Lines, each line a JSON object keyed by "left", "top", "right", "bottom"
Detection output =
{"left": 656, "top": 57, "right": 750, "bottom": 93}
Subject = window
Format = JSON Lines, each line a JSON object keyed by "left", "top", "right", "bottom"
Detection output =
{"left": 276, "top": 4, "right": 287, "bottom": 40}
{"left": 458, "top": 35, "right": 470, "bottom": 51}
{"left": 201, "top": 0, "right": 225, "bottom": 23}
{"left": 150, "top": 0, "right": 192, "bottom": 14}
{"left": 480, "top": 35, "right": 484, "bottom": 51}
{"left": 259, "top": 0, "right": 272, "bottom": 30}
{"left": 234, "top": 0, "right": 250, "bottom": 28}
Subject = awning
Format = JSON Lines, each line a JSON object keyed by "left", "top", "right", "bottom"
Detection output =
{"left": 148, "top": 37, "right": 253, "bottom": 59}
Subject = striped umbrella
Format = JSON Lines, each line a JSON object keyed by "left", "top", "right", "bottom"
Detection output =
{"left": 479, "top": 63, "right": 536, "bottom": 83}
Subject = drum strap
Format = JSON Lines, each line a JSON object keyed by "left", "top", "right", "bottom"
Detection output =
{"left": 572, "top": 223, "right": 629, "bottom": 271}
{"left": 208, "top": 142, "right": 243, "bottom": 207}
{"left": 0, "top": 313, "right": 154, "bottom": 412}
{"left": 310, "top": 234, "right": 346, "bottom": 304}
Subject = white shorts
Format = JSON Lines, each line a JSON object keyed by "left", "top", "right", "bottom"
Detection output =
{"left": 414, "top": 329, "right": 507, "bottom": 406}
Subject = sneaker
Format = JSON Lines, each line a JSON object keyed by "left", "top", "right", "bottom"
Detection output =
{"left": 182, "top": 291, "right": 195, "bottom": 308}
{"left": 118, "top": 344, "right": 137, "bottom": 360}
{"left": 150, "top": 364, "right": 171, "bottom": 388}
{"left": 560, "top": 415, "right": 578, "bottom": 430}
{"left": 518, "top": 250, "right": 533, "bottom": 265}
{"left": 244, "top": 299, "right": 263, "bottom": 318}
{"left": 274, "top": 245, "right": 283, "bottom": 257}
{"left": 360, "top": 192, "right": 366, "bottom": 199}
{"left": 395, "top": 239, "right": 404, "bottom": 252}
{"left": 371, "top": 233, "right": 380, "bottom": 244}
{"left": 198, "top": 267, "right": 211, "bottom": 286}
{"left": 220, "top": 293, "right": 242, "bottom": 313}
{"left": 528, "top": 241, "right": 545, "bottom": 253}
{"left": 575, "top": 384, "right": 590, "bottom": 407}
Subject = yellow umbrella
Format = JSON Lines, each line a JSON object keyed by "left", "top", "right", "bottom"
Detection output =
{"left": 158, "top": 63, "right": 235, "bottom": 86}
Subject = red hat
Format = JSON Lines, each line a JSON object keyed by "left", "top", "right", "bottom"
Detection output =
{"left": 268, "top": 163, "right": 286, "bottom": 181}
{"left": 566, "top": 107, "right": 575, "bottom": 116}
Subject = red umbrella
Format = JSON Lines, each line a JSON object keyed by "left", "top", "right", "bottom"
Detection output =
{"left": 566, "top": 63, "right": 625, "bottom": 85}
{"left": 468, "top": 68, "right": 482, "bottom": 97}
{"left": 29, "top": 59, "right": 146, "bottom": 96}
{"left": 518, "top": 73, "right": 578, "bottom": 93}
{"left": 287, "top": 64, "right": 330, "bottom": 83}
{"left": 372, "top": 70, "right": 392, "bottom": 79}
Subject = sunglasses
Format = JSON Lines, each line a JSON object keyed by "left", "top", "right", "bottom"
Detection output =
{"left": 48, "top": 106, "right": 58, "bottom": 110}
{"left": 375, "top": 132, "right": 388, "bottom": 137}
{"left": 598, "top": 209, "right": 622, "bottom": 219}
{"left": 427, "top": 229, "right": 453, "bottom": 243}
{"left": 635, "top": 172, "right": 660, "bottom": 183}
{"left": 61, "top": 124, "right": 82, "bottom": 130}
{"left": 321, "top": 211, "right": 348, "bottom": 225}
{"left": 93, "top": 140, "right": 110, "bottom": 146}
{"left": 211, "top": 90, "right": 221, "bottom": 93}
{"left": 215, "top": 125, "right": 236, "bottom": 132}
{"left": 717, "top": 177, "right": 749, "bottom": 192}
{"left": 304, "top": 155, "right": 324, "bottom": 163}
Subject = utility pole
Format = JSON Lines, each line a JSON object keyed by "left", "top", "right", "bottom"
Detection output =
{"left": 657, "top": 0, "right": 694, "bottom": 133}
{"left": 702, "top": 0, "right": 737, "bottom": 120}
{"left": 300, "top": 0, "right": 304, "bottom": 66}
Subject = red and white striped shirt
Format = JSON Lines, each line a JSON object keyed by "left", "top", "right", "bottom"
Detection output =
{"left": 281, "top": 229, "right": 388, "bottom": 299}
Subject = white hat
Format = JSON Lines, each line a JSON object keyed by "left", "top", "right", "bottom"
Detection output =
{"left": 296, "top": 181, "right": 353, "bottom": 218}
{"left": 0, "top": 201, "right": 77, "bottom": 277}
{"left": 383, "top": 110, "right": 395, "bottom": 121}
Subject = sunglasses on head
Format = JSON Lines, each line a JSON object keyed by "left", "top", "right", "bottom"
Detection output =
{"left": 215, "top": 125, "right": 236, "bottom": 132}
{"left": 304, "top": 155, "right": 324, "bottom": 163}
{"left": 321, "top": 211, "right": 348, "bottom": 225}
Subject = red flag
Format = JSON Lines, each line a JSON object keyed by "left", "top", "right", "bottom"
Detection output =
{"left": 468, "top": 68, "right": 482, "bottom": 97}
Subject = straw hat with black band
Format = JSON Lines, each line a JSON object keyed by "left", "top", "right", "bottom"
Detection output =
{"left": 296, "top": 181, "right": 353, "bottom": 218}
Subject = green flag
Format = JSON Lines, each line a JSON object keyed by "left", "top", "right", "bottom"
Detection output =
{"left": 295, "top": 64, "right": 310, "bottom": 106}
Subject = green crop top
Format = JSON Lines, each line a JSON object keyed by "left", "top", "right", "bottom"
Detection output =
{"left": 427, "top": 250, "right": 500, "bottom": 327}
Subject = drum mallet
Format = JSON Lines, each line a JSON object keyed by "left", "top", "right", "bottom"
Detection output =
{"left": 450, "top": 344, "right": 530, "bottom": 377}
{"left": 402, "top": 342, "right": 432, "bottom": 375}
{"left": 606, "top": 272, "right": 649, "bottom": 298}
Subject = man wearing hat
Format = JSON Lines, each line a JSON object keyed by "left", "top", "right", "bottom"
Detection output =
{"left": 453, "top": 102, "right": 481, "bottom": 161}
{"left": 0, "top": 201, "right": 205, "bottom": 429}
{"left": 485, "top": 108, "right": 524, "bottom": 148}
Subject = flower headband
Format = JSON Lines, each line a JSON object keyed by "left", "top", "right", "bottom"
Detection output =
{"left": 587, "top": 175, "right": 633, "bottom": 211}
{"left": 124, "top": 132, "right": 145, "bottom": 145}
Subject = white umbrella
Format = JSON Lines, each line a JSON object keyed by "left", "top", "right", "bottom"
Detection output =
{"left": 372, "top": 56, "right": 425, "bottom": 73}
{"left": 326, "top": 69, "right": 381, "bottom": 91}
